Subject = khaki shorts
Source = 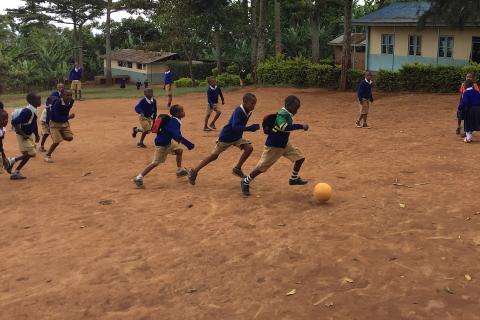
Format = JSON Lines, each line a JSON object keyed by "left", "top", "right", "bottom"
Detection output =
{"left": 212, "top": 138, "right": 251, "bottom": 155}
{"left": 139, "top": 116, "right": 153, "bottom": 132}
{"left": 152, "top": 142, "right": 181, "bottom": 165}
{"left": 71, "top": 80, "right": 82, "bottom": 91}
{"left": 206, "top": 104, "right": 220, "bottom": 116}
{"left": 165, "top": 83, "right": 174, "bottom": 95}
{"left": 16, "top": 134, "right": 36, "bottom": 157}
{"left": 41, "top": 121, "right": 50, "bottom": 136}
{"left": 360, "top": 99, "right": 370, "bottom": 115}
{"left": 254, "top": 143, "right": 304, "bottom": 173}
{"left": 50, "top": 121, "right": 73, "bottom": 144}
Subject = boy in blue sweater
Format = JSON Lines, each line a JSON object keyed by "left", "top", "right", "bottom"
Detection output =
{"left": 45, "top": 90, "right": 75, "bottom": 163}
{"left": 9, "top": 93, "right": 41, "bottom": 180}
{"left": 241, "top": 95, "right": 309, "bottom": 196}
{"left": 133, "top": 104, "right": 195, "bottom": 188}
{"left": 164, "top": 66, "right": 173, "bottom": 109}
{"left": 355, "top": 71, "right": 374, "bottom": 129}
{"left": 188, "top": 93, "right": 260, "bottom": 185}
{"left": 204, "top": 77, "right": 225, "bottom": 131}
{"left": 0, "top": 102, "right": 11, "bottom": 174}
{"left": 69, "top": 63, "right": 83, "bottom": 100}
{"left": 132, "top": 88, "right": 157, "bottom": 148}
{"left": 40, "top": 83, "right": 64, "bottom": 152}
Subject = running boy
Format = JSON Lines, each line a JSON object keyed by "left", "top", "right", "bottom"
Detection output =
{"left": 0, "top": 102, "right": 12, "bottom": 174}
{"left": 40, "top": 83, "right": 64, "bottom": 152}
{"left": 204, "top": 76, "right": 224, "bottom": 131}
{"left": 132, "top": 88, "right": 157, "bottom": 148}
{"left": 188, "top": 93, "right": 260, "bottom": 185}
{"left": 164, "top": 66, "right": 173, "bottom": 109}
{"left": 457, "top": 73, "right": 480, "bottom": 135}
{"left": 355, "top": 71, "right": 374, "bottom": 129}
{"left": 133, "top": 104, "right": 194, "bottom": 188}
{"left": 241, "top": 95, "right": 309, "bottom": 196}
{"left": 9, "top": 93, "right": 41, "bottom": 180}
{"left": 44, "top": 90, "right": 75, "bottom": 163}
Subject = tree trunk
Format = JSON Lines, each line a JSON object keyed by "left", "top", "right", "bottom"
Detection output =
{"left": 188, "top": 57, "right": 195, "bottom": 86}
{"left": 274, "top": 0, "right": 282, "bottom": 55}
{"left": 242, "top": 0, "right": 249, "bottom": 22}
{"left": 250, "top": 0, "right": 258, "bottom": 73}
{"left": 340, "top": 0, "right": 353, "bottom": 91}
{"left": 256, "top": 0, "right": 268, "bottom": 64}
{"left": 310, "top": 14, "right": 320, "bottom": 63}
{"left": 78, "top": 24, "right": 84, "bottom": 71}
{"left": 73, "top": 23, "right": 79, "bottom": 65}
{"left": 214, "top": 26, "right": 222, "bottom": 73}
{"left": 105, "top": 0, "right": 113, "bottom": 85}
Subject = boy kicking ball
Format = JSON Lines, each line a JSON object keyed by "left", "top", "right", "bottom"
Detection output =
{"left": 132, "top": 88, "right": 157, "bottom": 148}
{"left": 241, "top": 95, "right": 309, "bottom": 196}
{"left": 133, "top": 105, "right": 195, "bottom": 189}
{"left": 355, "top": 71, "right": 374, "bottom": 129}
{"left": 188, "top": 93, "right": 260, "bottom": 185}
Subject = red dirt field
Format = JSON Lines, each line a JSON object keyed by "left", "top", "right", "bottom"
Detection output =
{"left": 1, "top": 88, "right": 480, "bottom": 320}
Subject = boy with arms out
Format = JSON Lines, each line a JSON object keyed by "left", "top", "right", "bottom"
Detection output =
{"left": 44, "top": 90, "right": 75, "bottom": 163}
{"left": 133, "top": 104, "right": 194, "bottom": 188}
{"left": 9, "top": 93, "right": 41, "bottom": 180}
{"left": 355, "top": 71, "right": 374, "bottom": 129}
{"left": 40, "top": 83, "right": 65, "bottom": 152}
{"left": 204, "top": 76, "right": 224, "bottom": 131}
{"left": 241, "top": 95, "right": 309, "bottom": 196}
{"left": 132, "top": 88, "right": 157, "bottom": 148}
{"left": 188, "top": 93, "right": 260, "bottom": 185}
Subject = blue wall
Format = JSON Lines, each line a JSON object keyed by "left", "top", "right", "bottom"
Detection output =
{"left": 111, "top": 68, "right": 165, "bottom": 84}
{"left": 368, "top": 54, "right": 469, "bottom": 71}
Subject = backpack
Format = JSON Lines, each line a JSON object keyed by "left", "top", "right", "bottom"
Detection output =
{"left": 262, "top": 113, "right": 277, "bottom": 134}
{"left": 151, "top": 114, "right": 171, "bottom": 133}
{"left": 12, "top": 107, "right": 35, "bottom": 125}
{"left": 0, "top": 109, "right": 8, "bottom": 127}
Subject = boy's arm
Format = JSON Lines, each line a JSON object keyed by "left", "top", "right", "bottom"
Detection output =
{"left": 275, "top": 114, "right": 305, "bottom": 132}
{"left": 357, "top": 82, "right": 364, "bottom": 101}
{"left": 219, "top": 87, "right": 225, "bottom": 104}
{"left": 207, "top": 90, "right": 214, "bottom": 107}
{"left": 33, "top": 120, "right": 39, "bottom": 142}
{"left": 231, "top": 110, "right": 259, "bottom": 133}
{"left": 170, "top": 124, "right": 195, "bottom": 150}
{"left": 12, "top": 110, "right": 29, "bottom": 138}
{"left": 134, "top": 101, "right": 144, "bottom": 116}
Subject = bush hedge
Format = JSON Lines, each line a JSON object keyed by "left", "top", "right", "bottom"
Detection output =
{"left": 167, "top": 61, "right": 216, "bottom": 81}
{"left": 216, "top": 73, "right": 240, "bottom": 87}
{"left": 174, "top": 77, "right": 196, "bottom": 88}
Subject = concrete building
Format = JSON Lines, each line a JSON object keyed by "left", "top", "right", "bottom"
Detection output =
{"left": 328, "top": 33, "right": 366, "bottom": 70}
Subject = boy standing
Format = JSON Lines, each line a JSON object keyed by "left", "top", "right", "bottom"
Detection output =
{"left": 44, "top": 90, "right": 75, "bottom": 163}
{"left": 457, "top": 73, "right": 480, "bottom": 135}
{"left": 188, "top": 93, "right": 260, "bottom": 185}
{"left": 0, "top": 102, "right": 12, "bottom": 174}
{"left": 132, "top": 88, "right": 157, "bottom": 148}
{"left": 239, "top": 67, "right": 247, "bottom": 87}
{"left": 204, "top": 77, "right": 224, "bottom": 131}
{"left": 9, "top": 93, "right": 41, "bottom": 180}
{"left": 164, "top": 66, "right": 173, "bottom": 109}
{"left": 355, "top": 71, "right": 374, "bottom": 129}
{"left": 133, "top": 104, "right": 194, "bottom": 188}
{"left": 240, "top": 95, "right": 309, "bottom": 196}
{"left": 40, "top": 83, "right": 64, "bottom": 152}
{"left": 69, "top": 63, "right": 83, "bottom": 100}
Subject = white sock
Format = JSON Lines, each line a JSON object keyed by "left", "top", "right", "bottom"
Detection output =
{"left": 137, "top": 174, "right": 143, "bottom": 179}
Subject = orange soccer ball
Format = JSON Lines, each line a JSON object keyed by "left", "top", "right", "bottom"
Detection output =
{"left": 313, "top": 183, "right": 332, "bottom": 202}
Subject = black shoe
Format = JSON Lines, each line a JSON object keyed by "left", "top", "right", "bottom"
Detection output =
{"left": 456, "top": 127, "right": 461, "bottom": 135}
{"left": 187, "top": 169, "right": 197, "bottom": 185}
{"left": 4, "top": 159, "right": 13, "bottom": 174}
{"left": 289, "top": 177, "right": 308, "bottom": 185}
{"left": 137, "top": 142, "right": 147, "bottom": 148}
{"left": 210, "top": 124, "right": 216, "bottom": 130}
{"left": 132, "top": 127, "right": 138, "bottom": 138}
{"left": 355, "top": 121, "right": 362, "bottom": 128}
{"left": 241, "top": 179, "right": 250, "bottom": 196}
{"left": 362, "top": 123, "right": 370, "bottom": 129}
{"left": 232, "top": 167, "right": 245, "bottom": 178}
{"left": 10, "top": 172, "right": 27, "bottom": 180}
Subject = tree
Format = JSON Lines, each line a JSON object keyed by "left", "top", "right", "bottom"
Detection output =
{"left": 256, "top": 0, "right": 268, "bottom": 64}
{"left": 420, "top": 0, "right": 480, "bottom": 28}
{"left": 274, "top": 0, "right": 282, "bottom": 55}
{"left": 339, "top": 0, "right": 352, "bottom": 91}
{"left": 250, "top": 0, "right": 258, "bottom": 74}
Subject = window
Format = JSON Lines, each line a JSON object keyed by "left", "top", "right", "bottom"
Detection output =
{"left": 381, "top": 34, "right": 394, "bottom": 55}
{"left": 127, "top": 62, "right": 133, "bottom": 68}
{"left": 439, "top": 36, "right": 454, "bottom": 58}
{"left": 117, "top": 61, "right": 123, "bottom": 67}
{"left": 409, "top": 35, "right": 422, "bottom": 56}
{"left": 136, "top": 63, "right": 143, "bottom": 70}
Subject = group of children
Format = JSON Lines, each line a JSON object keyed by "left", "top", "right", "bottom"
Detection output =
{"left": 0, "top": 85, "right": 75, "bottom": 179}
{"left": 457, "top": 73, "right": 480, "bottom": 142}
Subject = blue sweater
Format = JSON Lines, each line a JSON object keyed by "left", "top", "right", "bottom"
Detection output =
{"left": 69, "top": 68, "right": 83, "bottom": 81}
{"left": 155, "top": 117, "right": 194, "bottom": 149}
{"left": 134, "top": 97, "right": 157, "bottom": 118}
{"left": 357, "top": 79, "right": 373, "bottom": 102}
{"left": 219, "top": 105, "right": 258, "bottom": 143}
{"left": 51, "top": 99, "right": 74, "bottom": 123}
{"left": 164, "top": 71, "right": 173, "bottom": 85}
{"left": 459, "top": 88, "right": 480, "bottom": 111}
{"left": 265, "top": 108, "right": 303, "bottom": 148}
{"left": 207, "top": 86, "right": 224, "bottom": 107}
{"left": 11, "top": 106, "right": 39, "bottom": 137}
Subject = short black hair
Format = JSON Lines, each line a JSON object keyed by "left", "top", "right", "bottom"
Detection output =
{"left": 243, "top": 93, "right": 257, "bottom": 104}
{"left": 0, "top": 101, "right": 4, "bottom": 109}
{"left": 144, "top": 88, "right": 153, "bottom": 95}
{"left": 465, "top": 79, "right": 474, "bottom": 89}
{"left": 26, "top": 92, "right": 40, "bottom": 106}
{"left": 285, "top": 95, "right": 300, "bottom": 109}
{"left": 169, "top": 104, "right": 183, "bottom": 117}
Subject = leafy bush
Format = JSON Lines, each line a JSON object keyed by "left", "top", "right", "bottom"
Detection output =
{"left": 167, "top": 62, "right": 216, "bottom": 81}
{"left": 174, "top": 77, "right": 196, "bottom": 87}
{"left": 318, "top": 57, "right": 335, "bottom": 66}
{"left": 376, "top": 70, "right": 401, "bottom": 91}
{"left": 216, "top": 73, "right": 240, "bottom": 87}
{"left": 212, "top": 67, "right": 219, "bottom": 77}
{"left": 245, "top": 73, "right": 254, "bottom": 85}
{"left": 226, "top": 64, "right": 240, "bottom": 74}
{"left": 198, "top": 80, "right": 208, "bottom": 87}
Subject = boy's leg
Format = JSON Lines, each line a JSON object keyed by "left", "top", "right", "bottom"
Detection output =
{"left": 188, "top": 153, "right": 219, "bottom": 185}
{"left": 209, "top": 108, "right": 222, "bottom": 128}
{"left": 168, "top": 94, "right": 172, "bottom": 109}
{"left": 174, "top": 149, "right": 188, "bottom": 177}
{"left": 40, "top": 134, "right": 49, "bottom": 151}
{"left": 204, "top": 114, "right": 212, "bottom": 130}
{"left": 233, "top": 143, "right": 253, "bottom": 178}
{"left": 45, "top": 142, "right": 60, "bottom": 161}
{"left": 289, "top": 158, "right": 308, "bottom": 185}
{"left": 241, "top": 146, "right": 282, "bottom": 196}
{"left": 11, "top": 152, "right": 32, "bottom": 179}
{"left": 138, "top": 132, "right": 148, "bottom": 147}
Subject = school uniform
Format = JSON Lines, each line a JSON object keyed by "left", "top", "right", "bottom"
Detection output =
{"left": 41, "top": 91, "right": 61, "bottom": 135}
{"left": 134, "top": 97, "right": 157, "bottom": 133}
{"left": 460, "top": 87, "right": 480, "bottom": 134}
{"left": 69, "top": 68, "right": 83, "bottom": 91}
{"left": 239, "top": 69, "right": 247, "bottom": 86}
{"left": 207, "top": 85, "right": 224, "bottom": 116}
{"left": 254, "top": 107, "right": 304, "bottom": 173}
{"left": 357, "top": 78, "right": 373, "bottom": 115}
{"left": 164, "top": 71, "right": 173, "bottom": 94}
{"left": 152, "top": 117, "right": 194, "bottom": 165}
{"left": 458, "top": 83, "right": 480, "bottom": 120}
{"left": 50, "top": 98, "right": 74, "bottom": 144}
{"left": 11, "top": 105, "right": 39, "bottom": 157}
{"left": 213, "top": 105, "right": 257, "bottom": 155}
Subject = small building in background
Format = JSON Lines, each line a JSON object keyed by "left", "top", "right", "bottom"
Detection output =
{"left": 101, "top": 49, "right": 180, "bottom": 84}
{"left": 329, "top": 33, "right": 366, "bottom": 70}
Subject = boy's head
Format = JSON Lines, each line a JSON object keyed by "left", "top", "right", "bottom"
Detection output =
{"left": 26, "top": 92, "right": 41, "bottom": 108}
{"left": 284, "top": 95, "right": 301, "bottom": 115}
{"left": 166, "top": 65, "right": 170, "bottom": 71}
{"left": 465, "top": 79, "right": 474, "bottom": 89}
{"left": 243, "top": 93, "right": 257, "bottom": 112}
{"left": 63, "top": 90, "right": 73, "bottom": 104}
{"left": 207, "top": 76, "right": 216, "bottom": 86}
{"left": 57, "top": 83, "right": 65, "bottom": 94}
{"left": 0, "top": 101, "right": 4, "bottom": 110}
{"left": 365, "top": 71, "right": 373, "bottom": 81}
{"left": 144, "top": 88, "right": 153, "bottom": 99}
{"left": 169, "top": 104, "right": 185, "bottom": 119}
{"left": 466, "top": 73, "right": 474, "bottom": 81}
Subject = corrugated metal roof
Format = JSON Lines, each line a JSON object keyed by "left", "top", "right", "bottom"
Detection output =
{"left": 329, "top": 33, "right": 366, "bottom": 46}
{"left": 103, "top": 49, "right": 179, "bottom": 64}
{"left": 353, "top": 2, "right": 431, "bottom": 26}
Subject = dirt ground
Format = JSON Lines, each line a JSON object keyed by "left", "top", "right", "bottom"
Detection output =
{"left": 1, "top": 88, "right": 480, "bottom": 320}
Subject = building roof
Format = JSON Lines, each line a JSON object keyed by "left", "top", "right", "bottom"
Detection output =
{"left": 329, "top": 33, "right": 366, "bottom": 47}
{"left": 353, "top": 2, "right": 431, "bottom": 26}
{"left": 105, "top": 49, "right": 179, "bottom": 64}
